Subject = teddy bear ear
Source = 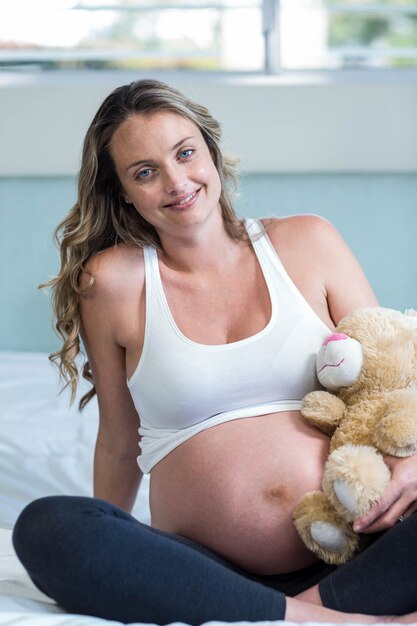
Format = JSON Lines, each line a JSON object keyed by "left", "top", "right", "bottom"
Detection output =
{"left": 404, "top": 310, "right": 417, "bottom": 330}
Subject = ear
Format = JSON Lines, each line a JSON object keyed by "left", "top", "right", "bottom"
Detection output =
{"left": 123, "top": 195, "right": 132, "bottom": 205}
{"left": 404, "top": 310, "right": 417, "bottom": 330}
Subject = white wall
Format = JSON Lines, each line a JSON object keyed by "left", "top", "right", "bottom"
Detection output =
{"left": 1, "top": 70, "right": 416, "bottom": 176}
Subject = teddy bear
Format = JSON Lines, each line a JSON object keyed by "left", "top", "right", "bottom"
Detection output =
{"left": 293, "top": 306, "right": 417, "bottom": 565}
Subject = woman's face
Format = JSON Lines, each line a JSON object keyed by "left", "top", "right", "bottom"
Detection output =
{"left": 110, "top": 110, "right": 222, "bottom": 236}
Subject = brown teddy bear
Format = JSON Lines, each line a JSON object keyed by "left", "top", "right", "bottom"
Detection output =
{"left": 293, "top": 306, "right": 417, "bottom": 565}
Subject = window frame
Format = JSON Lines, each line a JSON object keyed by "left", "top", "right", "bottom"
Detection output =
{"left": 0, "top": 1, "right": 416, "bottom": 74}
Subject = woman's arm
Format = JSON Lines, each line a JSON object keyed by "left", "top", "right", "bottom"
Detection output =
{"left": 80, "top": 250, "right": 144, "bottom": 513}
{"left": 91, "top": 344, "right": 143, "bottom": 513}
{"left": 310, "top": 216, "right": 379, "bottom": 324}
{"left": 268, "top": 216, "right": 417, "bottom": 535}
{"left": 297, "top": 218, "right": 417, "bottom": 534}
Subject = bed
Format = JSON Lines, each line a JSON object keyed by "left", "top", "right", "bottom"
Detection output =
{"left": 0, "top": 351, "right": 154, "bottom": 625}
{"left": 0, "top": 351, "right": 399, "bottom": 626}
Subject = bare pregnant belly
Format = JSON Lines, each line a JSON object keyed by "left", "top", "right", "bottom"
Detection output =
{"left": 149, "top": 412, "right": 330, "bottom": 575}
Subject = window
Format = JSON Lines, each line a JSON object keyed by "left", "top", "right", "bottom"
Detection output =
{"left": 279, "top": 0, "right": 417, "bottom": 71}
{"left": 0, "top": 0, "right": 416, "bottom": 73}
{"left": 0, "top": 0, "right": 264, "bottom": 72}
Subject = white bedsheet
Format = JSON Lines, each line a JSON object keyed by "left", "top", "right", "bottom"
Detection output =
{"left": 0, "top": 351, "right": 405, "bottom": 626}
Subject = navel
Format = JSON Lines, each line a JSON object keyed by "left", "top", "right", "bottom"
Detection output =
{"left": 263, "top": 484, "right": 291, "bottom": 504}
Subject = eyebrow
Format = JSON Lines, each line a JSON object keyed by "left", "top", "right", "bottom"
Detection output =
{"left": 127, "top": 136, "right": 195, "bottom": 171}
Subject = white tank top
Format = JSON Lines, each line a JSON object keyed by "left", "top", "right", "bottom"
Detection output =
{"left": 127, "top": 218, "right": 331, "bottom": 474}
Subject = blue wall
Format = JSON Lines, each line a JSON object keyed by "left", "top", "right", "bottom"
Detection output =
{"left": 237, "top": 173, "right": 417, "bottom": 313}
{"left": 0, "top": 174, "right": 416, "bottom": 352}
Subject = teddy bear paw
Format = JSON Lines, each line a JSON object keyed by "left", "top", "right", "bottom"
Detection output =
{"left": 310, "top": 521, "right": 348, "bottom": 552}
{"left": 323, "top": 445, "right": 391, "bottom": 521}
{"left": 293, "top": 491, "right": 359, "bottom": 564}
{"left": 333, "top": 479, "right": 357, "bottom": 515}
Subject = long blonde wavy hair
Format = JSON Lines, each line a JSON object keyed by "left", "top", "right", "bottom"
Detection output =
{"left": 46, "top": 78, "right": 243, "bottom": 409}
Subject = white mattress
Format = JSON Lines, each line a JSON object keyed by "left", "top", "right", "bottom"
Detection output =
{"left": 0, "top": 352, "right": 402, "bottom": 626}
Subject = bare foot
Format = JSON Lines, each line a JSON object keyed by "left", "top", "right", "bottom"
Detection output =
{"left": 286, "top": 596, "right": 383, "bottom": 624}
{"left": 285, "top": 587, "right": 417, "bottom": 624}
{"left": 394, "top": 612, "right": 417, "bottom": 624}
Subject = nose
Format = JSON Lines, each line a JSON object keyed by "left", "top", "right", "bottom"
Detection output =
{"left": 163, "top": 162, "right": 187, "bottom": 196}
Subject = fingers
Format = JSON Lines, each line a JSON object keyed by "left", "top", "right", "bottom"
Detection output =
{"left": 353, "top": 482, "right": 405, "bottom": 532}
{"left": 353, "top": 455, "right": 417, "bottom": 533}
{"left": 353, "top": 476, "right": 399, "bottom": 531}
{"left": 403, "top": 502, "right": 417, "bottom": 520}
{"left": 354, "top": 498, "right": 417, "bottom": 533}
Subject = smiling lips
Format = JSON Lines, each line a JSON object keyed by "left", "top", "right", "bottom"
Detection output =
{"left": 164, "top": 188, "right": 200, "bottom": 210}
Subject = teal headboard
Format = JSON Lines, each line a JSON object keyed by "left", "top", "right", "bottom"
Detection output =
{"left": 0, "top": 173, "right": 416, "bottom": 352}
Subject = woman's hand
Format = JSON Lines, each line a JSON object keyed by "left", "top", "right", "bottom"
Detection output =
{"left": 353, "top": 453, "right": 417, "bottom": 533}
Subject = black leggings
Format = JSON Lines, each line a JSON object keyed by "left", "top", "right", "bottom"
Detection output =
{"left": 12, "top": 496, "right": 417, "bottom": 624}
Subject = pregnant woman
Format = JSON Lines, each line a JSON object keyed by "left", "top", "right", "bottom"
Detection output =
{"left": 13, "top": 79, "right": 417, "bottom": 625}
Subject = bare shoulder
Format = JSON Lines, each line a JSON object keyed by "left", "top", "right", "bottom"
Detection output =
{"left": 259, "top": 214, "right": 342, "bottom": 275}
{"left": 260, "top": 214, "right": 378, "bottom": 325}
{"left": 80, "top": 243, "right": 146, "bottom": 351}
{"left": 81, "top": 243, "right": 145, "bottom": 302}
{"left": 261, "top": 214, "right": 338, "bottom": 251}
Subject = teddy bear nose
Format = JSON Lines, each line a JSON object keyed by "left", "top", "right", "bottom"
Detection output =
{"left": 322, "top": 333, "right": 350, "bottom": 346}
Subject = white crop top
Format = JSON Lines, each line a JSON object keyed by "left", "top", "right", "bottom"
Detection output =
{"left": 127, "top": 218, "right": 331, "bottom": 474}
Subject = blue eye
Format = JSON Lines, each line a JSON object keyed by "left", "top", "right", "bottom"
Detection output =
{"left": 138, "top": 168, "right": 152, "bottom": 179}
{"left": 179, "top": 149, "right": 194, "bottom": 159}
